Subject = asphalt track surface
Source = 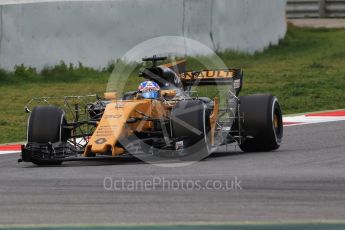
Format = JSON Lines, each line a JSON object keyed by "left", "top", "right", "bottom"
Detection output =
{"left": 0, "top": 121, "right": 345, "bottom": 226}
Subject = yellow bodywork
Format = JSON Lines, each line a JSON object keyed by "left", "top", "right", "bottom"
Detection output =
{"left": 84, "top": 99, "right": 168, "bottom": 157}
{"left": 83, "top": 96, "right": 220, "bottom": 156}
{"left": 209, "top": 97, "right": 219, "bottom": 145}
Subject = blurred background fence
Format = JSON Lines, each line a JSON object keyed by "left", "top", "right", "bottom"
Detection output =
{"left": 287, "top": 0, "right": 345, "bottom": 18}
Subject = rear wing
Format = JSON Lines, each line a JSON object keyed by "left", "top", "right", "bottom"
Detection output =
{"left": 161, "top": 60, "right": 243, "bottom": 95}
{"left": 179, "top": 69, "right": 242, "bottom": 85}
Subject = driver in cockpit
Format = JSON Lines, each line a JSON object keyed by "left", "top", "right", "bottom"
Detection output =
{"left": 137, "top": 81, "right": 161, "bottom": 99}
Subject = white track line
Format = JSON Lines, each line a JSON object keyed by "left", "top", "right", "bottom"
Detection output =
{"left": 283, "top": 115, "right": 345, "bottom": 125}
{"left": 0, "top": 151, "right": 20, "bottom": 155}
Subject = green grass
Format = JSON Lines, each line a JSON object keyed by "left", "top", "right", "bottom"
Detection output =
{"left": 0, "top": 25, "right": 344, "bottom": 143}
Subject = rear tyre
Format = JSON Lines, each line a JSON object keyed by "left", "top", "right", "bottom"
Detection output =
{"left": 239, "top": 94, "right": 283, "bottom": 152}
{"left": 28, "top": 106, "right": 68, "bottom": 165}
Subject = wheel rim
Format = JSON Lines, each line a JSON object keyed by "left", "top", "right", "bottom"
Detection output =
{"left": 273, "top": 106, "right": 283, "bottom": 141}
{"left": 274, "top": 113, "right": 279, "bottom": 129}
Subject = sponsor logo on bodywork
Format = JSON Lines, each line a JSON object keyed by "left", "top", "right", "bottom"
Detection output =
{"left": 95, "top": 138, "right": 107, "bottom": 144}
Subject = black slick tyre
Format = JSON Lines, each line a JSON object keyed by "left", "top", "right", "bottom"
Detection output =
{"left": 27, "top": 106, "right": 68, "bottom": 165}
{"left": 239, "top": 94, "right": 283, "bottom": 152}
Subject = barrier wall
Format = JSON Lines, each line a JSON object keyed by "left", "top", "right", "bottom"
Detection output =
{"left": 0, "top": 0, "right": 287, "bottom": 70}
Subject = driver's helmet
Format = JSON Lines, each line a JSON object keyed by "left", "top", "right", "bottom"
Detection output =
{"left": 138, "top": 81, "right": 160, "bottom": 99}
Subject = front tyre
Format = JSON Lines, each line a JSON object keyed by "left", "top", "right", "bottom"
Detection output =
{"left": 239, "top": 94, "right": 283, "bottom": 152}
{"left": 27, "top": 106, "right": 68, "bottom": 166}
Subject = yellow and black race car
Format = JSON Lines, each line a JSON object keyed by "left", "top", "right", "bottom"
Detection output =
{"left": 19, "top": 56, "right": 283, "bottom": 165}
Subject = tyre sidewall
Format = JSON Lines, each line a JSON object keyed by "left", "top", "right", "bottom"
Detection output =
{"left": 239, "top": 94, "right": 283, "bottom": 152}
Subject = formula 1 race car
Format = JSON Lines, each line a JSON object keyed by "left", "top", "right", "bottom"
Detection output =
{"left": 19, "top": 56, "right": 283, "bottom": 165}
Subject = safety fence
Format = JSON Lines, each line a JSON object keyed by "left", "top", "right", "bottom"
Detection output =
{"left": 287, "top": 0, "right": 345, "bottom": 18}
